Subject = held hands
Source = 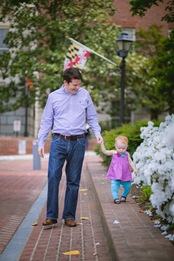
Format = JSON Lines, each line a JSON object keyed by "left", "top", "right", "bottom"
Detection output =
{"left": 96, "top": 136, "right": 103, "bottom": 145}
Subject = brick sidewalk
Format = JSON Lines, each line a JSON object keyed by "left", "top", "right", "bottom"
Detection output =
{"left": 0, "top": 153, "right": 174, "bottom": 261}
{"left": 18, "top": 156, "right": 111, "bottom": 261}
{"left": 0, "top": 154, "right": 111, "bottom": 261}
{"left": 0, "top": 159, "right": 48, "bottom": 255}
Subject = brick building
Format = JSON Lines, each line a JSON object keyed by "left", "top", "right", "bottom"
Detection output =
{"left": 113, "top": 0, "right": 174, "bottom": 35}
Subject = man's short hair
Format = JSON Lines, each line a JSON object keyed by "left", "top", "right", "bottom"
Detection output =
{"left": 63, "top": 67, "right": 82, "bottom": 83}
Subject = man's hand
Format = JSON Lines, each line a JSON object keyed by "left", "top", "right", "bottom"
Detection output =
{"left": 38, "top": 146, "right": 44, "bottom": 158}
{"left": 96, "top": 136, "right": 103, "bottom": 145}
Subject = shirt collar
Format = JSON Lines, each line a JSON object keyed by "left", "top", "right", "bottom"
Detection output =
{"left": 62, "top": 84, "right": 80, "bottom": 95}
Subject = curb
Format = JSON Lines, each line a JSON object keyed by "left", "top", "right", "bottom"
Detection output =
{"left": 86, "top": 163, "right": 118, "bottom": 261}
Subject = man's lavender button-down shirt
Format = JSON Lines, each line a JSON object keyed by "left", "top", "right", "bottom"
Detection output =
{"left": 38, "top": 85, "right": 101, "bottom": 147}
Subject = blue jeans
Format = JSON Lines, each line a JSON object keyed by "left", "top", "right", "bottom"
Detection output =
{"left": 47, "top": 135, "right": 85, "bottom": 220}
{"left": 111, "top": 180, "right": 131, "bottom": 200}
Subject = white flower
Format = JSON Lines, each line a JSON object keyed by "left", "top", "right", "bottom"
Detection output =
{"left": 144, "top": 210, "right": 153, "bottom": 216}
{"left": 133, "top": 114, "right": 174, "bottom": 223}
{"left": 160, "top": 225, "right": 169, "bottom": 231}
{"left": 165, "top": 234, "right": 174, "bottom": 241}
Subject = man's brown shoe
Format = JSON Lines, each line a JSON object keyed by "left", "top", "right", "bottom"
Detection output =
{"left": 42, "top": 218, "right": 57, "bottom": 229}
{"left": 64, "top": 219, "right": 77, "bottom": 227}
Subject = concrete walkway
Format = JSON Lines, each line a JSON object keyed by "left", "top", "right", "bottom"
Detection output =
{"left": 0, "top": 152, "right": 173, "bottom": 261}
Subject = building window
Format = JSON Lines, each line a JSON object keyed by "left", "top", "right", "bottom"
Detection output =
{"left": 0, "top": 28, "right": 9, "bottom": 54}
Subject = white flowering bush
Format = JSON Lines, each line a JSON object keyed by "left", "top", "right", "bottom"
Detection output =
{"left": 133, "top": 115, "right": 174, "bottom": 223}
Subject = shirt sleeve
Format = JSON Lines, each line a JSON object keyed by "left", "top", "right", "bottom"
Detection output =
{"left": 38, "top": 95, "right": 54, "bottom": 147}
{"left": 86, "top": 93, "right": 101, "bottom": 137}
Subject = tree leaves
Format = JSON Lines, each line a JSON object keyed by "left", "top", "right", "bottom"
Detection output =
{"left": 0, "top": 0, "right": 120, "bottom": 113}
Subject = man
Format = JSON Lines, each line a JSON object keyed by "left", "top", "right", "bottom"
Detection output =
{"left": 38, "top": 67, "right": 103, "bottom": 229}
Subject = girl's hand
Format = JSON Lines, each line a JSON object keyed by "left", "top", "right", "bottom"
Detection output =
{"left": 134, "top": 169, "right": 138, "bottom": 176}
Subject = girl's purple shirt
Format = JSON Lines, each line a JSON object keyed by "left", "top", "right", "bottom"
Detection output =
{"left": 106, "top": 151, "right": 132, "bottom": 181}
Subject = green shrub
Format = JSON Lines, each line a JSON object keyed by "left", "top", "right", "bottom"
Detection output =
{"left": 140, "top": 185, "right": 152, "bottom": 202}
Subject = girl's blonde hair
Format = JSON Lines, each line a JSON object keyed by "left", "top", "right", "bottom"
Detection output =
{"left": 115, "top": 135, "right": 128, "bottom": 145}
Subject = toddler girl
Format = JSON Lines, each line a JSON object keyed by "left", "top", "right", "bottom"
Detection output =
{"left": 100, "top": 135, "right": 137, "bottom": 204}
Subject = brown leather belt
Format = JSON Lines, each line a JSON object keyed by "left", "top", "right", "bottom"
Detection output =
{"left": 53, "top": 133, "right": 85, "bottom": 140}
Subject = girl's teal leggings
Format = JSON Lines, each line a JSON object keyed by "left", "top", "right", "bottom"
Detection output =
{"left": 111, "top": 180, "right": 131, "bottom": 200}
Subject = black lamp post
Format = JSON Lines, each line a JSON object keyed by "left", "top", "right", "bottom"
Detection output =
{"left": 24, "top": 83, "right": 29, "bottom": 137}
{"left": 116, "top": 31, "right": 133, "bottom": 126}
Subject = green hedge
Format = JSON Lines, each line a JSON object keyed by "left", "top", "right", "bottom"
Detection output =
{"left": 95, "top": 120, "right": 160, "bottom": 167}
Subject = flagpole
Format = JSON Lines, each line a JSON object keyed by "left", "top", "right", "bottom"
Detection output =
{"left": 69, "top": 38, "right": 117, "bottom": 66}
